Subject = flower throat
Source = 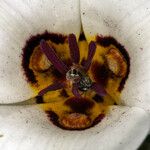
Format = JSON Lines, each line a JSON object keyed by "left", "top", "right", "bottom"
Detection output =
{"left": 22, "top": 31, "right": 130, "bottom": 130}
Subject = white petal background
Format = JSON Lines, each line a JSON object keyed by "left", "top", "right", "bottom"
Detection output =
{"left": 0, "top": 0, "right": 150, "bottom": 150}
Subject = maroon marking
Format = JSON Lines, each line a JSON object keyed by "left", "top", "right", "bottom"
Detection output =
{"left": 68, "top": 34, "right": 80, "bottom": 64}
{"left": 36, "top": 96, "right": 44, "bottom": 104}
{"left": 79, "top": 33, "right": 86, "bottom": 41}
{"left": 114, "top": 102, "right": 117, "bottom": 105}
{"left": 38, "top": 82, "right": 65, "bottom": 96}
{"left": 22, "top": 42, "right": 37, "bottom": 83}
{"left": 60, "top": 89, "right": 69, "bottom": 98}
{"left": 40, "top": 40, "right": 69, "bottom": 75}
{"left": 46, "top": 111, "right": 60, "bottom": 127}
{"left": 65, "top": 97, "right": 94, "bottom": 114}
{"left": 93, "top": 94, "right": 104, "bottom": 103}
{"left": 96, "top": 36, "right": 130, "bottom": 91}
{"left": 22, "top": 31, "right": 67, "bottom": 83}
{"left": 91, "top": 62, "right": 109, "bottom": 87}
{"left": 83, "top": 41, "right": 96, "bottom": 72}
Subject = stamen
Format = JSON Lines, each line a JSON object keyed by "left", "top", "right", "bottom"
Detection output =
{"left": 38, "top": 82, "right": 65, "bottom": 96}
{"left": 68, "top": 34, "right": 80, "bottom": 64}
{"left": 40, "top": 39, "right": 69, "bottom": 75}
{"left": 91, "top": 83, "right": 106, "bottom": 97}
{"left": 72, "top": 83, "right": 81, "bottom": 98}
{"left": 83, "top": 41, "right": 96, "bottom": 72}
{"left": 39, "top": 35, "right": 105, "bottom": 98}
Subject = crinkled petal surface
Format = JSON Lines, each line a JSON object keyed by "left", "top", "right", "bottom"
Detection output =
{"left": 0, "top": 105, "right": 149, "bottom": 150}
{"left": 0, "top": 0, "right": 81, "bottom": 103}
{"left": 81, "top": 0, "right": 150, "bottom": 114}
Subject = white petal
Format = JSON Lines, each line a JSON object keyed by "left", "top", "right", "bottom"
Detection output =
{"left": 81, "top": 0, "right": 150, "bottom": 113}
{"left": 0, "top": 0, "right": 81, "bottom": 103}
{"left": 0, "top": 105, "right": 149, "bottom": 150}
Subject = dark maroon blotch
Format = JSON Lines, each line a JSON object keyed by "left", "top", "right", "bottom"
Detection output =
{"left": 91, "top": 62, "right": 109, "bottom": 87}
{"left": 114, "top": 102, "right": 117, "bottom": 105}
{"left": 36, "top": 96, "right": 44, "bottom": 104}
{"left": 93, "top": 94, "right": 104, "bottom": 103}
{"left": 60, "top": 89, "right": 69, "bottom": 98}
{"left": 79, "top": 33, "right": 86, "bottom": 41}
{"left": 22, "top": 43, "right": 37, "bottom": 83}
{"left": 65, "top": 97, "right": 94, "bottom": 114}
{"left": 46, "top": 111, "right": 60, "bottom": 127}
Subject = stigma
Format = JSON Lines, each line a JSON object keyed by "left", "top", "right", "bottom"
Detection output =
{"left": 66, "top": 65, "right": 92, "bottom": 91}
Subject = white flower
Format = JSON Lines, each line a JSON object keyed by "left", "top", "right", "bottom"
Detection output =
{"left": 0, "top": 0, "right": 150, "bottom": 150}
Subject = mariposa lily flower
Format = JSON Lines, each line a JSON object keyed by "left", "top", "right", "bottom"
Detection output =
{"left": 0, "top": 0, "right": 150, "bottom": 149}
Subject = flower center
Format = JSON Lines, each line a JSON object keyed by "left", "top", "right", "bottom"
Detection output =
{"left": 37, "top": 33, "right": 106, "bottom": 97}
{"left": 66, "top": 65, "right": 92, "bottom": 91}
{"left": 22, "top": 31, "right": 130, "bottom": 130}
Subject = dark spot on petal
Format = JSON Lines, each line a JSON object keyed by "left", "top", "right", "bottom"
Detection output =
{"left": 65, "top": 97, "right": 94, "bottom": 114}
{"left": 36, "top": 96, "right": 44, "bottom": 104}
{"left": 114, "top": 102, "right": 117, "bottom": 105}
{"left": 96, "top": 36, "right": 130, "bottom": 91}
{"left": 93, "top": 94, "right": 104, "bottom": 103}
{"left": 46, "top": 111, "right": 60, "bottom": 127}
{"left": 140, "top": 48, "right": 143, "bottom": 51}
{"left": 79, "top": 33, "right": 86, "bottom": 41}
{"left": 60, "top": 89, "right": 69, "bottom": 98}
{"left": 91, "top": 62, "right": 109, "bottom": 87}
